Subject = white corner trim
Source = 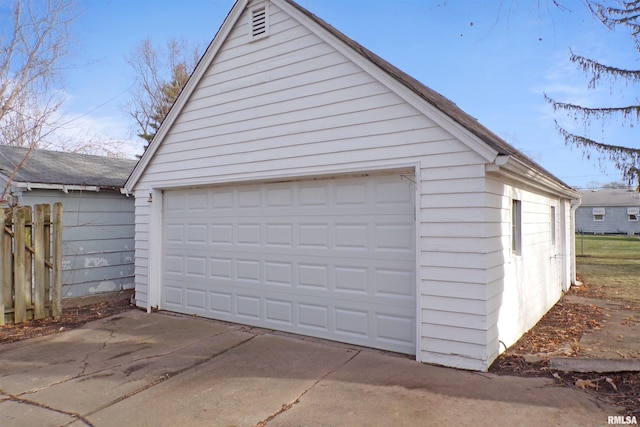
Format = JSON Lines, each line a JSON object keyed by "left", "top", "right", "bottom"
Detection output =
{"left": 147, "top": 188, "right": 164, "bottom": 312}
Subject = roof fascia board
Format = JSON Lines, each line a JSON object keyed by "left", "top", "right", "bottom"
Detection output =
{"left": 273, "top": 0, "right": 498, "bottom": 163}
{"left": 488, "top": 156, "right": 581, "bottom": 199}
{"left": 124, "top": 0, "right": 250, "bottom": 193}
{"left": 12, "top": 182, "right": 102, "bottom": 193}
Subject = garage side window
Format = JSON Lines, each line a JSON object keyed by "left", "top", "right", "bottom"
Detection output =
{"left": 512, "top": 199, "right": 522, "bottom": 255}
{"left": 628, "top": 207, "right": 639, "bottom": 222}
{"left": 592, "top": 207, "right": 605, "bottom": 222}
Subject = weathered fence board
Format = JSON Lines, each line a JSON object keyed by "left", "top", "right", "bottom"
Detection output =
{"left": 0, "top": 203, "right": 63, "bottom": 324}
{"left": 52, "top": 203, "right": 62, "bottom": 319}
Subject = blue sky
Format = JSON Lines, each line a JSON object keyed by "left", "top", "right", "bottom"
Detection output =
{"left": 58, "top": 0, "right": 637, "bottom": 189}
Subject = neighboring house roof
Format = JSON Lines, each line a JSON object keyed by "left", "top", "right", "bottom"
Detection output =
{"left": 124, "top": 0, "right": 579, "bottom": 198}
{"left": 579, "top": 189, "right": 640, "bottom": 207}
{"left": 0, "top": 145, "right": 137, "bottom": 190}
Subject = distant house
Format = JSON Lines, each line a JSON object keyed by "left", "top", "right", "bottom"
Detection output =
{"left": 123, "top": 0, "right": 581, "bottom": 371}
{"left": 576, "top": 189, "right": 640, "bottom": 235}
{"left": 0, "top": 145, "right": 138, "bottom": 298}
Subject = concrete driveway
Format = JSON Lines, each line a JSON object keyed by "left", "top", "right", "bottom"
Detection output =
{"left": 0, "top": 310, "right": 615, "bottom": 427}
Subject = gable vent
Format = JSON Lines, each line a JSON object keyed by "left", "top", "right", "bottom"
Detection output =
{"left": 250, "top": 6, "right": 269, "bottom": 40}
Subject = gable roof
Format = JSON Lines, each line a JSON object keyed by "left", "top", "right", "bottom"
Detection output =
{"left": 0, "top": 145, "right": 137, "bottom": 190}
{"left": 125, "top": 0, "right": 578, "bottom": 198}
{"left": 580, "top": 189, "right": 640, "bottom": 206}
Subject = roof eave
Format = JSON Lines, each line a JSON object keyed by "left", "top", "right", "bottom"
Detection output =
{"left": 487, "top": 155, "right": 581, "bottom": 199}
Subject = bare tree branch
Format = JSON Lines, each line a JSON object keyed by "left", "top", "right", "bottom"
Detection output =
{"left": 0, "top": 0, "right": 78, "bottom": 206}
{"left": 123, "top": 37, "right": 201, "bottom": 151}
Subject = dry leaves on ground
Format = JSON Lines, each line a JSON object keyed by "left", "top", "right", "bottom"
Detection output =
{"left": 0, "top": 299, "right": 134, "bottom": 344}
{"left": 489, "top": 291, "right": 640, "bottom": 415}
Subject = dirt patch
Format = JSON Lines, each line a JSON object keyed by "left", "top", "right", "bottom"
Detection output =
{"left": 0, "top": 298, "right": 134, "bottom": 344}
{"left": 490, "top": 284, "right": 640, "bottom": 415}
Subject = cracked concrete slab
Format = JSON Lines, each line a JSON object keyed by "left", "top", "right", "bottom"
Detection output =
{"left": 270, "top": 351, "right": 613, "bottom": 427}
{"left": 0, "top": 311, "right": 244, "bottom": 396}
{"left": 23, "top": 328, "right": 253, "bottom": 416}
{"left": 84, "top": 334, "right": 357, "bottom": 427}
{"left": 0, "top": 310, "right": 617, "bottom": 426}
{"left": 0, "top": 399, "right": 76, "bottom": 427}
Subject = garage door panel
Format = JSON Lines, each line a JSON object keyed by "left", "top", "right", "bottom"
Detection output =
{"left": 163, "top": 252, "right": 414, "bottom": 301}
{"left": 162, "top": 173, "right": 416, "bottom": 354}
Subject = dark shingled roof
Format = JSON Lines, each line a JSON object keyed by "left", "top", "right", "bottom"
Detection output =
{"left": 0, "top": 145, "right": 137, "bottom": 189}
{"left": 284, "top": 0, "right": 574, "bottom": 192}
{"left": 580, "top": 189, "right": 640, "bottom": 206}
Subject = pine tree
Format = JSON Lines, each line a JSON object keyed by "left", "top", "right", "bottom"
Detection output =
{"left": 124, "top": 38, "right": 200, "bottom": 156}
{"left": 138, "top": 63, "right": 191, "bottom": 151}
{"left": 545, "top": 0, "right": 640, "bottom": 190}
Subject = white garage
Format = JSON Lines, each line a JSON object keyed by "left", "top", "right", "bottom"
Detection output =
{"left": 124, "top": 0, "right": 580, "bottom": 371}
{"left": 161, "top": 173, "right": 416, "bottom": 354}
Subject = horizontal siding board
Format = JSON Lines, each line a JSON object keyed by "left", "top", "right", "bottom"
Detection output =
{"left": 419, "top": 192, "right": 487, "bottom": 209}
{"left": 420, "top": 176, "right": 486, "bottom": 194}
{"left": 63, "top": 250, "right": 135, "bottom": 270}
{"left": 421, "top": 236, "right": 487, "bottom": 253}
{"left": 64, "top": 224, "right": 134, "bottom": 241}
{"left": 421, "top": 338, "right": 488, "bottom": 360}
{"left": 423, "top": 324, "right": 487, "bottom": 345}
{"left": 62, "top": 211, "right": 135, "bottom": 226}
{"left": 421, "top": 351, "right": 488, "bottom": 371}
{"left": 422, "top": 309, "right": 486, "bottom": 330}
{"left": 64, "top": 238, "right": 135, "bottom": 254}
{"left": 421, "top": 222, "right": 501, "bottom": 238}
{"left": 63, "top": 264, "right": 135, "bottom": 285}
{"left": 420, "top": 164, "right": 486, "bottom": 181}
{"left": 420, "top": 282, "right": 487, "bottom": 300}
{"left": 422, "top": 251, "right": 486, "bottom": 270}
{"left": 421, "top": 295, "right": 487, "bottom": 315}
{"left": 420, "top": 208, "right": 485, "bottom": 223}
{"left": 420, "top": 266, "right": 486, "bottom": 284}
{"left": 63, "top": 278, "right": 135, "bottom": 299}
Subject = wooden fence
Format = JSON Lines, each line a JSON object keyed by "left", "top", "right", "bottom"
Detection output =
{"left": 1, "top": 203, "right": 63, "bottom": 325}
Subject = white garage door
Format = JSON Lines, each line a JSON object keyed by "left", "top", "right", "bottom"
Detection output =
{"left": 161, "top": 172, "right": 416, "bottom": 354}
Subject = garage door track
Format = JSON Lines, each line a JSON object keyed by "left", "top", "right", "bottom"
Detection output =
{"left": 0, "top": 310, "right": 615, "bottom": 426}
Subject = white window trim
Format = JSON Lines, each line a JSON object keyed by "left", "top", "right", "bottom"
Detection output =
{"left": 550, "top": 205, "right": 556, "bottom": 246}
{"left": 512, "top": 199, "right": 522, "bottom": 256}
{"left": 592, "top": 207, "right": 605, "bottom": 222}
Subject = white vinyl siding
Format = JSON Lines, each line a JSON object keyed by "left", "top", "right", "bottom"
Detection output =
{"left": 492, "top": 179, "right": 566, "bottom": 350}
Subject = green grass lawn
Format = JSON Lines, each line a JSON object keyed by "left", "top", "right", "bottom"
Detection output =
{"left": 575, "top": 234, "right": 640, "bottom": 309}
